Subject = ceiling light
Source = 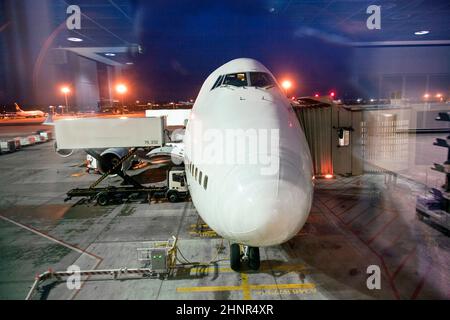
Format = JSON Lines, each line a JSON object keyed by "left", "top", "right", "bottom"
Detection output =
{"left": 67, "top": 37, "right": 83, "bottom": 42}
{"left": 105, "top": 53, "right": 116, "bottom": 57}
{"left": 126, "top": 62, "right": 134, "bottom": 65}
{"left": 390, "top": 13, "right": 411, "bottom": 21}
{"left": 414, "top": 30, "right": 430, "bottom": 35}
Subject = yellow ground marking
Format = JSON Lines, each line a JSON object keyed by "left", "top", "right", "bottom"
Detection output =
{"left": 184, "top": 263, "right": 309, "bottom": 275}
{"left": 252, "top": 283, "right": 315, "bottom": 290}
{"left": 190, "top": 224, "right": 210, "bottom": 228}
{"left": 177, "top": 263, "right": 315, "bottom": 298}
{"left": 177, "top": 282, "right": 316, "bottom": 295}
{"left": 241, "top": 273, "right": 251, "bottom": 300}
{"left": 188, "top": 231, "right": 218, "bottom": 237}
{"left": 177, "top": 285, "right": 242, "bottom": 293}
{"left": 71, "top": 172, "right": 85, "bottom": 177}
{"left": 176, "top": 262, "right": 314, "bottom": 299}
{"left": 189, "top": 223, "right": 218, "bottom": 237}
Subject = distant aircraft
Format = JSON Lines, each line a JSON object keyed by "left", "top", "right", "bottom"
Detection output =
{"left": 14, "top": 103, "right": 46, "bottom": 118}
{"left": 177, "top": 101, "right": 194, "bottom": 106}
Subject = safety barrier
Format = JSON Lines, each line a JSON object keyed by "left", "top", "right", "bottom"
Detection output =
{"left": 26, "top": 236, "right": 178, "bottom": 300}
{"left": 25, "top": 267, "right": 158, "bottom": 300}
{"left": 0, "top": 131, "right": 52, "bottom": 156}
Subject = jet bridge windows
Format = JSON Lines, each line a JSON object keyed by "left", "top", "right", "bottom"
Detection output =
{"left": 223, "top": 73, "right": 248, "bottom": 87}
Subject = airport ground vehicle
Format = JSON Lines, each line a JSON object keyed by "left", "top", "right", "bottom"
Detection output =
{"left": 65, "top": 167, "right": 188, "bottom": 205}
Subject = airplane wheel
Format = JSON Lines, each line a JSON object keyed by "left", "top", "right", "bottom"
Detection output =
{"left": 230, "top": 243, "right": 241, "bottom": 271}
{"left": 167, "top": 191, "right": 179, "bottom": 203}
{"left": 96, "top": 192, "right": 109, "bottom": 206}
{"left": 248, "top": 247, "right": 260, "bottom": 271}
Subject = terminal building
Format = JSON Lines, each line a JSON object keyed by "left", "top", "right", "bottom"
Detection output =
{"left": 295, "top": 99, "right": 450, "bottom": 182}
{"left": 0, "top": 0, "right": 141, "bottom": 111}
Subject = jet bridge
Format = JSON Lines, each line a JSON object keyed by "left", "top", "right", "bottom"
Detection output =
{"left": 54, "top": 116, "right": 187, "bottom": 205}
{"left": 55, "top": 117, "right": 166, "bottom": 149}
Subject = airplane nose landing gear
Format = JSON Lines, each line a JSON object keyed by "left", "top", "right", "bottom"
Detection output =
{"left": 248, "top": 246, "right": 260, "bottom": 270}
{"left": 230, "top": 243, "right": 241, "bottom": 271}
{"left": 229, "top": 244, "right": 260, "bottom": 272}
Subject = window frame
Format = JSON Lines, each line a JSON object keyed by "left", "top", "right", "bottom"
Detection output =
{"left": 248, "top": 72, "right": 276, "bottom": 88}
{"left": 211, "top": 75, "right": 224, "bottom": 90}
{"left": 222, "top": 72, "right": 248, "bottom": 87}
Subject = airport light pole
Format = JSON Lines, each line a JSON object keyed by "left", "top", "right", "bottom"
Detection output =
{"left": 61, "top": 87, "right": 71, "bottom": 114}
{"left": 281, "top": 80, "right": 292, "bottom": 97}
{"left": 115, "top": 84, "right": 128, "bottom": 113}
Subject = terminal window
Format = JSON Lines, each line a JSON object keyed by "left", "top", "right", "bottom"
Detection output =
{"left": 338, "top": 129, "right": 350, "bottom": 147}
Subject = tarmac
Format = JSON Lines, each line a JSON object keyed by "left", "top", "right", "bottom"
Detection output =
{"left": 0, "top": 124, "right": 449, "bottom": 300}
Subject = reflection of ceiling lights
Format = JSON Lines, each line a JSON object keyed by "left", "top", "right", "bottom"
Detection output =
{"left": 414, "top": 30, "right": 430, "bottom": 35}
{"left": 67, "top": 37, "right": 83, "bottom": 42}
{"left": 126, "top": 62, "right": 134, "bottom": 65}
{"left": 390, "top": 13, "right": 410, "bottom": 20}
{"left": 105, "top": 53, "right": 116, "bottom": 57}
{"left": 383, "top": 2, "right": 397, "bottom": 10}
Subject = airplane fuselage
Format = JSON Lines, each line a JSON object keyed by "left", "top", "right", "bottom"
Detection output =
{"left": 16, "top": 111, "right": 46, "bottom": 118}
{"left": 184, "top": 58, "right": 313, "bottom": 248}
{"left": 14, "top": 103, "right": 45, "bottom": 118}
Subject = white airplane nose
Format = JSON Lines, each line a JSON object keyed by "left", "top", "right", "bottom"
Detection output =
{"left": 218, "top": 162, "right": 313, "bottom": 247}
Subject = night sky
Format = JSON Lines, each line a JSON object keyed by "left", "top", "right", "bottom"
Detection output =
{"left": 1, "top": 0, "right": 449, "bottom": 106}
{"left": 129, "top": 1, "right": 354, "bottom": 101}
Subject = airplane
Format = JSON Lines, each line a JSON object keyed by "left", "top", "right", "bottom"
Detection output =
{"left": 51, "top": 58, "right": 314, "bottom": 272}
{"left": 183, "top": 58, "right": 314, "bottom": 271}
{"left": 14, "top": 103, "right": 46, "bottom": 118}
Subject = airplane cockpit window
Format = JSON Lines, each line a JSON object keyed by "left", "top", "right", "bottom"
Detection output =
{"left": 249, "top": 72, "right": 276, "bottom": 88}
{"left": 222, "top": 73, "right": 248, "bottom": 87}
{"left": 211, "top": 75, "right": 224, "bottom": 90}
